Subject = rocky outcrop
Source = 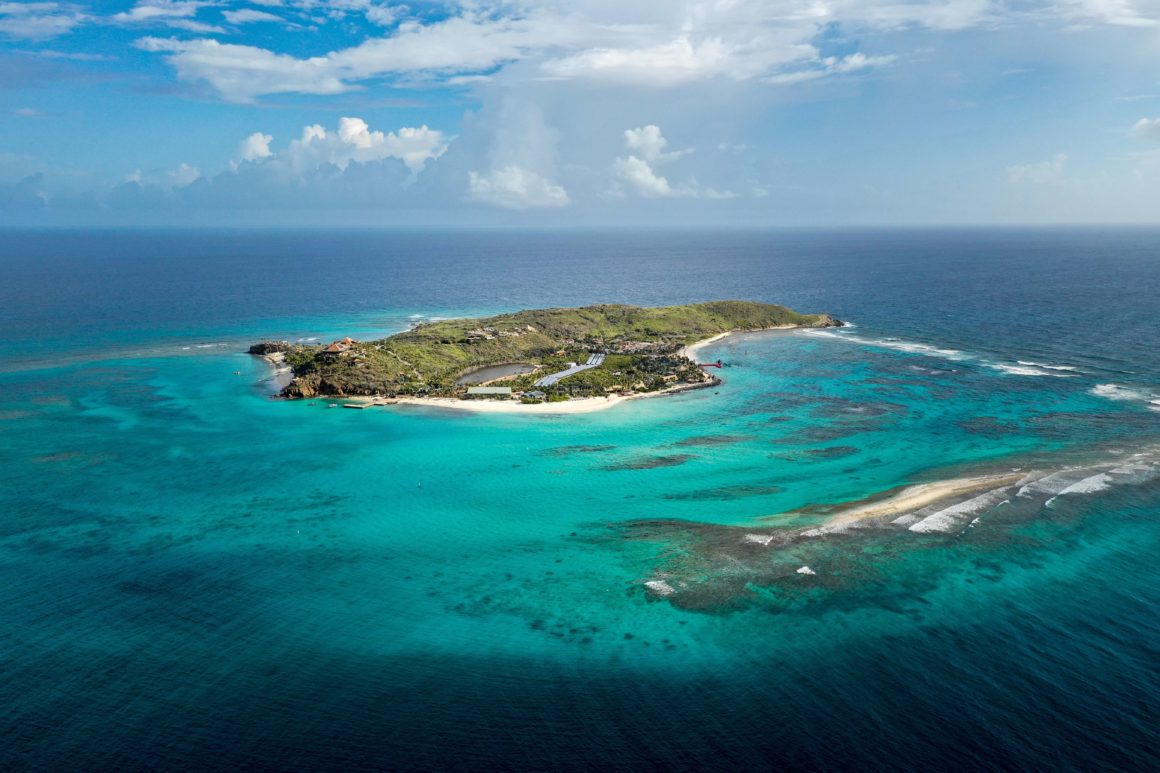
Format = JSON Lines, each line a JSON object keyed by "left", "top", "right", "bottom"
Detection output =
{"left": 248, "top": 341, "right": 292, "bottom": 356}
{"left": 812, "top": 314, "right": 844, "bottom": 328}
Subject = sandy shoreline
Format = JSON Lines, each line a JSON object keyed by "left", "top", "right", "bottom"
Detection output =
{"left": 678, "top": 324, "right": 799, "bottom": 362}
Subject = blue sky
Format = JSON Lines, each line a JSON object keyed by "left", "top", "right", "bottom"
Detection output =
{"left": 3, "top": 1, "right": 1160, "bottom": 226}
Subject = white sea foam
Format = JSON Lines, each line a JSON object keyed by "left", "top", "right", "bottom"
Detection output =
{"left": 801, "top": 330, "right": 966, "bottom": 361}
{"left": 744, "top": 533, "right": 774, "bottom": 546}
{"left": 985, "top": 362, "right": 1077, "bottom": 377}
{"left": 802, "top": 329, "right": 1075, "bottom": 378}
{"left": 1044, "top": 473, "right": 1114, "bottom": 506}
{"left": 1091, "top": 383, "right": 1158, "bottom": 404}
{"left": 796, "top": 566, "right": 816, "bottom": 575}
{"left": 645, "top": 579, "right": 675, "bottom": 597}
{"left": 1017, "top": 360, "right": 1081, "bottom": 372}
{"left": 908, "top": 486, "right": 1014, "bottom": 533}
{"left": 1017, "top": 467, "right": 1110, "bottom": 498}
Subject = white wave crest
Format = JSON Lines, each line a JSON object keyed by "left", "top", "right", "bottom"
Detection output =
{"left": 801, "top": 330, "right": 965, "bottom": 361}
{"left": 1044, "top": 473, "right": 1114, "bottom": 506}
{"left": 1017, "top": 360, "right": 1081, "bottom": 372}
{"left": 985, "top": 362, "right": 1078, "bottom": 377}
{"left": 1091, "top": 383, "right": 1159, "bottom": 405}
{"left": 908, "top": 486, "right": 1014, "bottom": 533}
{"left": 1017, "top": 467, "right": 1111, "bottom": 498}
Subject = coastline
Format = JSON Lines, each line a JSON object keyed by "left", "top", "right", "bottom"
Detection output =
{"left": 358, "top": 378, "right": 718, "bottom": 414}
{"left": 678, "top": 324, "right": 800, "bottom": 361}
{"left": 338, "top": 327, "right": 759, "bottom": 414}
{"left": 269, "top": 323, "right": 824, "bottom": 415}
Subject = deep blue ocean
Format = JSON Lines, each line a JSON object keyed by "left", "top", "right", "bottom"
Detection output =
{"left": 1, "top": 228, "right": 1158, "bottom": 771}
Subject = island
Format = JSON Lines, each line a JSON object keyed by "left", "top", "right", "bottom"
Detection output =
{"left": 250, "top": 301, "right": 842, "bottom": 412}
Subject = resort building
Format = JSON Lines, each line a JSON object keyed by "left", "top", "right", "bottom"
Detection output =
{"left": 465, "top": 386, "right": 513, "bottom": 399}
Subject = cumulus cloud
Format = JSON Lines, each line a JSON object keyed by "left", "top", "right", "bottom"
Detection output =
{"left": 168, "top": 162, "right": 201, "bottom": 187}
{"left": 611, "top": 155, "right": 676, "bottom": 198}
{"left": 467, "top": 166, "right": 570, "bottom": 209}
{"left": 1008, "top": 153, "right": 1068, "bottom": 184}
{"left": 611, "top": 125, "right": 724, "bottom": 199}
{"left": 238, "top": 132, "right": 273, "bottom": 162}
{"left": 234, "top": 117, "right": 448, "bottom": 173}
{"left": 0, "top": 2, "right": 87, "bottom": 40}
{"left": 1130, "top": 117, "right": 1160, "bottom": 139}
{"left": 125, "top": 162, "right": 201, "bottom": 190}
{"left": 623, "top": 124, "right": 690, "bottom": 163}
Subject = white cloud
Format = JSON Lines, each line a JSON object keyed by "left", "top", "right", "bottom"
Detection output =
{"left": 128, "top": 162, "right": 200, "bottom": 189}
{"left": 1130, "top": 117, "right": 1160, "bottom": 139}
{"left": 14, "top": 107, "right": 41, "bottom": 117}
{"left": 136, "top": 37, "right": 350, "bottom": 102}
{"left": 301, "top": 124, "right": 327, "bottom": 143}
{"left": 168, "top": 162, "right": 201, "bottom": 188}
{"left": 129, "top": 1, "right": 1160, "bottom": 102}
{"left": 223, "top": 9, "right": 285, "bottom": 25}
{"left": 0, "top": 2, "right": 86, "bottom": 40}
{"left": 623, "top": 124, "right": 690, "bottom": 163}
{"left": 611, "top": 155, "right": 677, "bottom": 198}
{"left": 766, "top": 52, "right": 897, "bottom": 84}
{"left": 334, "top": 117, "right": 448, "bottom": 170}
{"left": 238, "top": 132, "right": 273, "bottom": 161}
{"left": 1059, "top": 0, "right": 1160, "bottom": 28}
{"left": 234, "top": 117, "right": 448, "bottom": 173}
{"left": 1008, "top": 153, "right": 1068, "bottom": 184}
{"left": 612, "top": 125, "right": 720, "bottom": 198}
{"left": 541, "top": 37, "right": 745, "bottom": 86}
{"left": 467, "top": 166, "right": 570, "bottom": 209}
{"left": 113, "top": 1, "right": 223, "bottom": 33}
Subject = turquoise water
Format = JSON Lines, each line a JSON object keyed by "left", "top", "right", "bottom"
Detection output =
{"left": 2, "top": 230, "right": 1159, "bottom": 769}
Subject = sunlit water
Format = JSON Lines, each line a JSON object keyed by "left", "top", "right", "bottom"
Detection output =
{"left": 2, "top": 229, "right": 1158, "bottom": 770}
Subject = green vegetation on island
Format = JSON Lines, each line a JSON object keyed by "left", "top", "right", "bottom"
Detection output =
{"left": 250, "top": 301, "right": 842, "bottom": 401}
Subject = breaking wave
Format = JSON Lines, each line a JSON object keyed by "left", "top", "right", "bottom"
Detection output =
{"left": 1091, "top": 383, "right": 1159, "bottom": 409}
{"left": 801, "top": 329, "right": 1079, "bottom": 377}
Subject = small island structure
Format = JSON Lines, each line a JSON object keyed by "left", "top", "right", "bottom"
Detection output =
{"left": 249, "top": 301, "right": 842, "bottom": 410}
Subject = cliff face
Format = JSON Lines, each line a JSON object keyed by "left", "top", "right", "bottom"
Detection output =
{"left": 253, "top": 301, "right": 843, "bottom": 400}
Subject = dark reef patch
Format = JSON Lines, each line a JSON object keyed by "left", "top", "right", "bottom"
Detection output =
{"left": 541, "top": 444, "right": 617, "bottom": 456}
{"left": 663, "top": 484, "right": 784, "bottom": 501}
{"left": 602, "top": 454, "right": 695, "bottom": 471}
{"left": 671, "top": 434, "right": 755, "bottom": 447}
{"left": 775, "top": 446, "right": 859, "bottom": 461}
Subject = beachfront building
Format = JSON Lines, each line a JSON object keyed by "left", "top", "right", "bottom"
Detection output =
{"left": 465, "top": 386, "right": 513, "bottom": 399}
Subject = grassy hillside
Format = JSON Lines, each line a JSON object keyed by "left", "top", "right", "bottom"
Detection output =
{"left": 256, "top": 301, "right": 840, "bottom": 399}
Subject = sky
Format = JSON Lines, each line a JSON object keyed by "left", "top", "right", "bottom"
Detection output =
{"left": 2, "top": 0, "right": 1160, "bottom": 227}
